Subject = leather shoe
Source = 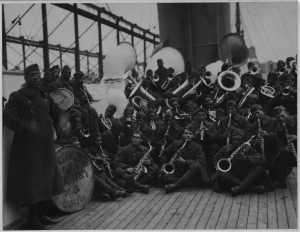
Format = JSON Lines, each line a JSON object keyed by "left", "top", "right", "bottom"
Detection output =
{"left": 38, "top": 215, "right": 59, "bottom": 225}
{"left": 230, "top": 186, "right": 241, "bottom": 197}
{"left": 28, "top": 217, "right": 46, "bottom": 230}
{"left": 165, "top": 184, "right": 176, "bottom": 194}
{"left": 273, "top": 180, "right": 287, "bottom": 189}
{"left": 94, "top": 192, "right": 110, "bottom": 201}
{"left": 110, "top": 190, "right": 123, "bottom": 199}
{"left": 139, "top": 185, "right": 150, "bottom": 194}
{"left": 250, "top": 185, "right": 265, "bottom": 194}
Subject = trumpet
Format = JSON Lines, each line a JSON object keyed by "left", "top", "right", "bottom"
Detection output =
{"left": 133, "top": 142, "right": 153, "bottom": 180}
{"left": 174, "top": 108, "right": 190, "bottom": 120}
{"left": 161, "top": 71, "right": 179, "bottom": 90}
{"left": 217, "top": 135, "right": 256, "bottom": 172}
{"left": 148, "top": 74, "right": 159, "bottom": 88}
{"left": 100, "top": 114, "right": 112, "bottom": 130}
{"left": 226, "top": 113, "right": 231, "bottom": 145}
{"left": 282, "top": 86, "right": 291, "bottom": 96}
{"left": 80, "top": 128, "right": 91, "bottom": 138}
{"left": 160, "top": 139, "right": 188, "bottom": 175}
{"left": 159, "top": 124, "right": 170, "bottom": 158}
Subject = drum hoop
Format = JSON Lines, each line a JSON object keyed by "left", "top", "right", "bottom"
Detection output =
{"left": 50, "top": 88, "right": 74, "bottom": 110}
{"left": 51, "top": 146, "right": 95, "bottom": 213}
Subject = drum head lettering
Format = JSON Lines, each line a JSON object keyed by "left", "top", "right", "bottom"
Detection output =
{"left": 51, "top": 146, "right": 94, "bottom": 213}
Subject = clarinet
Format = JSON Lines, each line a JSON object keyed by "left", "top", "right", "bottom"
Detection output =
{"left": 100, "top": 146, "right": 114, "bottom": 179}
{"left": 257, "top": 118, "right": 264, "bottom": 156}
{"left": 282, "top": 123, "right": 297, "bottom": 158}
{"left": 86, "top": 151, "right": 103, "bottom": 173}
{"left": 159, "top": 124, "right": 170, "bottom": 158}
{"left": 226, "top": 113, "right": 231, "bottom": 145}
{"left": 200, "top": 120, "right": 204, "bottom": 141}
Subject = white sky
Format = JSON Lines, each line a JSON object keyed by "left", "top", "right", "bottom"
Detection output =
{"left": 3, "top": 2, "right": 298, "bottom": 73}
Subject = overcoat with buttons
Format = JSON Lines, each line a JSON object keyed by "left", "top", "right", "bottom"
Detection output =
{"left": 3, "top": 84, "right": 64, "bottom": 203}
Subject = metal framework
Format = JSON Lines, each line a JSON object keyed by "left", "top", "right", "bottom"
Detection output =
{"left": 3, "top": 3, "right": 160, "bottom": 78}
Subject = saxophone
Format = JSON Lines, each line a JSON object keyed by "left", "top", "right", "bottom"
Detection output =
{"left": 160, "top": 139, "right": 188, "bottom": 175}
{"left": 257, "top": 118, "right": 264, "bottom": 156}
{"left": 282, "top": 123, "right": 297, "bottom": 158}
{"left": 159, "top": 124, "right": 170, "bottom": 158}
{"left": 133, "top": 142, "right": 153, "bottom": 180}
{"left": 226, "top": 113, "right": 231, "bottom": 145}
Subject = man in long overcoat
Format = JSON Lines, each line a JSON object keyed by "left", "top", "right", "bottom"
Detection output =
{"left": 3, "top": 64, "right": 64, "bottom": 230}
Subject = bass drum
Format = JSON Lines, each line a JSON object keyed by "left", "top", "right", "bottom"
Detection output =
{"left": 51, "top": 146, "right": 95, "bottom": 213}
{"left": 50, "top": 88, "right": 74, "bottom": 110}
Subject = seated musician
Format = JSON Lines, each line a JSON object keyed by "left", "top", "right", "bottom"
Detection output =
{"left": 40, "top": 68, "right": 56, "bottom": 94}
{"left": 129, "top": 111, "right": 155, "bottom": 148}
{"left": 268, "top": 74, "right": 297, "bottom": 116}
{"left": 99, "top": 105, "right": 116, "bottom": 133}
{"left": 155, "top": 112, "right": 184, "bottom": 165}
{"left": 213, "top": 130, "right": 268, "bottom": 196}
{"left": 50, "top": 65, "right": 60, "bottom": 81}
{"left": 215, "top": 100, "right": 250, "bottom": 147}
{"left": 238, "top": 94, "right": 258, "bottom": 124}
{"left": 159, "top": 125, "right": 208, "bottom": 193}
{"left": 87, "top": 132, "right": 127, "bottom": 200}
{"left": 111, "top": 130, "right": 160, "bottom": 194}
{"left": 119, "top": 107, "right": 136, "bottom": 138}
{"left": 71, "top": 71, "right": 99, "bottom": 133}
{"left": 214, "top": 108, "right": 226, "bottom": 127}
{"left": 169, "top": 97, "right": 193, "bottom": 127}
{"left": 203, "top": 97, "right": 216, "bottom": 123}
{"left": 188, "top": 107, "right": 219, "bottom": 177}
{"left": 144, "top": 69, "right": 158, "bottom": 92}
{"left": 272, "top": 106, "right": 297, "bottom": 188}
{"left": 247, "top": 104, "right": 279, "bottom": 181}
{"left": 101, "top": 119, "right": 126, "bottom": 161}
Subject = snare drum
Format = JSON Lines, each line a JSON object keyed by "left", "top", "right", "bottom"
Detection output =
{"left": 51, "top": 146, "right": 94, "bottom": 213}
{"left": 50, "top": 88, "right": 74, "bottom": 110}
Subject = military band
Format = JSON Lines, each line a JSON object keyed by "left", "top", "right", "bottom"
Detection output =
{"left": 2, "top": 55, "right": 297, "bottom": 229}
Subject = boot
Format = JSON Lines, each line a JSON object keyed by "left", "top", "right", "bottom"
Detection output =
{"left": 27, "top": 203, "right": 46, "bottom": 230}
{"left": 249, "top": 185, "right": 265, "bottom": 194}
{"left": 165, "top": 184, "right": 176, "bottom": 194}
{"left": 232, "top": 170, "right": 262, "bottom": 197}
{"left": 134, "top": 180, "right": 150, "bottom": 194}
{"left": 94, "top": 192, "right": 110, "bottom": 201}
{"left": 125, "top": 175, "right": 134, "bottom": 194}
{"left": 109, "top": 190, "right": 123, "bottom": 200}
{"left": 230, "top": 186, "right": 241, "bottom": 197}
{"left": 38, "top": 200, "right": 59, "bottom": 225}
{"left": 273, "top": 180, "right": 287, "bottom": 188}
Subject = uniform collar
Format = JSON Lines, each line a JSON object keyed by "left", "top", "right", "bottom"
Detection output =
{"left": 19, "top": 84, "right": 45, "bottom": 97}
{"left": 260, "top": 115, "right": 270, "bottom": 125}
{"left": 128, "top": 143, "right": 143, "bottom": 152}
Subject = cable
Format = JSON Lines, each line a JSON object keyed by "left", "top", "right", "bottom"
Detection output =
{"left": 105, "top": 3, "right": 125, "bottom": 41}
{"left": 275, "top": 3, "right": 296, "bottom": 52}
{"left": 253, "top": 3, "right": 278, "bottom": 61}
{"left": 243, "top": 3, "right": 272, "bottom": 62}
{"left": 8, "top": 43, "right": 34, "bottom": 65}
{"left": 48, "top": 11, "right": 72, "bottom": 38}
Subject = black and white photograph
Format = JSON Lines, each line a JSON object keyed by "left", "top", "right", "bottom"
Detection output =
{"left": 2, "top": 1, "right": 298, "bottom": 230}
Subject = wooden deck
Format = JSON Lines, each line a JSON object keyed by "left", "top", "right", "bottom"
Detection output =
{"left": 22, "top": 169, "right": 298, "bottom": 230}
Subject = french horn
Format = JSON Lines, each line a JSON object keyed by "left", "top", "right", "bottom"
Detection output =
{"left": 260, "top": 82, "right": 275, "bottom": 98}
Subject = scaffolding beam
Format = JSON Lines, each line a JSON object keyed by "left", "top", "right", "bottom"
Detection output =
{"left": 74, "top": 4, "right": 80, "bottom": 72}
{"left": 42, "top": 4, "right": 50, "bottom": 70}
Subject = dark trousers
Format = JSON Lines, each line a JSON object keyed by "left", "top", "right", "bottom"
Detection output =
{"left": 219, "top": 166, "right": 263, "bottom": 191}
{"left": 94, "top": 172, "right": 123, "bottom": 196}
{"left": 272, "top": 151, "right": 297, "bottom": 182}
{"left": 202, "top": 143, "right": 220, "bottom": 177}
{"left": 163, "top": 163, "right": 202, "bottom": 188}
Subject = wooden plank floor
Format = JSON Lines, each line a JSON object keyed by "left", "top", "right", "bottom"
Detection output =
{"left": 21, "top": 169, "right": 298, "bottom": 230}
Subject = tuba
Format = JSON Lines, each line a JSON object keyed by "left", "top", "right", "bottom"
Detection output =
{"left": 129, "top": 82, "right": 162, "bottom": 115}
{"left": 217, "top": 135, "right": 256, "bottom": 172}
{"left": 215, "top": 70, "right": 241, "bottom": 106}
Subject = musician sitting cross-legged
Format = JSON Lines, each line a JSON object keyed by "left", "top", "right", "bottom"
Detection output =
{"left": 160, "top": 125, "right": 208, "bottom": 193}
{"left": 187, "top": 107, "right": 220, "bottom": 177}
{"left": 213, "top": 130, "right": 268, "bottom": 196}
{"left": 111, "top": 130, "right": 160, "bottom": 194}
{"left": 272, "top": 106, "right": 297, "bottom": 188}
{"left": 99, "top": 105, "right": 116, "bottom": 133}
{"left": 215, "top": 100, "right": 250, "bottom": 147}
{"left": 247, "top": 104, "right": 279, "bottom": 181}
{"left": 87, "top": 133, "right": 127, "bottom": 200}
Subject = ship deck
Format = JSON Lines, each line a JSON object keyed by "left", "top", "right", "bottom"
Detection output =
{"left": 21, "top": 169, "right": 297, "bottom": 230}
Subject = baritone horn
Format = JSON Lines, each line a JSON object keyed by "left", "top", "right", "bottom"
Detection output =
{"left": 129, "top": 82, "right": 162, "bottom": 114}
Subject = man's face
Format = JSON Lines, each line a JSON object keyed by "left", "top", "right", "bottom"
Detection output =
{"left": 244, "top": 80, "right": 252, "bottom": 88}
{"left": 253, "top": 110, "right": 264, "bottom": 120}
{"left": 44, "top": 71, "right": 53, "bottom": 82}
{"left": 249, "top": 64, "right": 256, "bottom": 71}
{"left": 183, "top": 129, "right": 194, "bottom": 141}
{"left": 188, "top": 77, "right": 197, "bottom": 85}
{"left": 148, "top": 106, "right": 156, "bottom": 112}
{"left": 275, "top": 111, "right": 289, "bottom": 124}
{"left": 227, "top": 106, "right": 236, "bottom": 115}
{"left": 197, "top": 112, "right": 207, "bottom": 122}
{"left": 171, "top": 101, "right": 180, "bottom": 109}
{"left": 63, "top": 70, "right": 71, "bottom": 80}
{"left": 186, "top": 63, "right": 192, "bottom": 71}
{"left": 73, "top": 141, "right": 81, "bottom": 147}
{"left": 246, "top": 100, "right": 256, "bottom": 108}
{"left": 131, "top": 133, "right": 142, "bottom": 146}
{"left": 206, "top": 101, "right": 214, "bottom": 109}
{"left": 147, "top": 115, "right": 155, "bottom": 123}
{"left": 136, "top": 118, "right": 144, "bottom": 125}
{"left": 199, "top": 69, "right": 206, "bottom": 76}
{"left": 267, "top": 78, "right": 275, "bottom": 86}
{"left": 124, "top": 111, "right": 133, "bottom": 119}
{"left": 174, "top": 77, "right": 182, "bottom": 86}
{"left": 216, "top": 113, "right": 225, "bottom": 122}
{"left": 188, "top": 108, "right": 196, "bottom": 115}
{"left": 94, "top": 137, "right": 102, "bottom": 147}
{"left": 232, "top": 136, "right": 243, "bottom": 148}
{"left": 165, "top": 116, "right": 173, "bottom": 125}
{"left": 157, "top": 60, "right": 163, "bottom": 68}
{"left": 53, "top": 69, "right": 60, "bottom": 78}
{"left": 147, "top": 71, "right": 153, "bottom": 77}
{"left": 26, "top": 70, "right": 41, "bottom": 89}
{"left": 74, "top": 76, "right": 84, "bottom": 86}
{"left": 105, "top": 108, "right": 113, "bottom": 118}
{"left": 142, "top": 83, "right": 150, "bottom": 91}
{"left": 284, "top": 80, "right": 293, "bottom": 87}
